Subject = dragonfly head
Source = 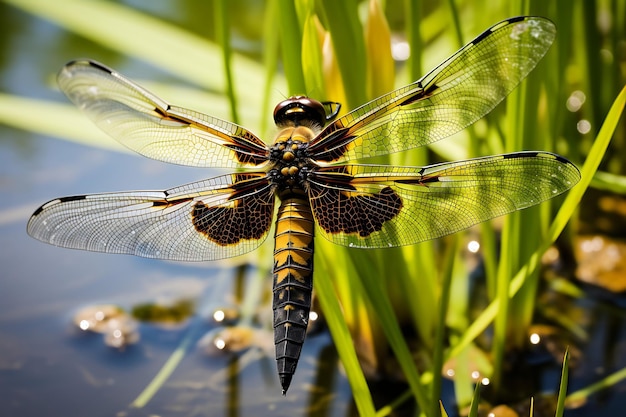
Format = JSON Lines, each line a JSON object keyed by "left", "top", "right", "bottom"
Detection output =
{"left": 273, "top": 96, "right": 341, "bottom": 128}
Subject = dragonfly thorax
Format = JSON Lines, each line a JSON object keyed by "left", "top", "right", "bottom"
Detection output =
{"left": 269, "top": 126, "right": 317, "bottom": 190}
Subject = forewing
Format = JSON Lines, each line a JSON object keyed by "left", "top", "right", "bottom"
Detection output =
{"left": 58, "top": 60, "right": 269, "bottom": 168}
{"left": 308, "top": 16, "right": 556, "bottom": 163}
{"left": 27, "top": 173, "right": 275, "bottom": 261}
{"left": 307, "top": 152, "right": 580, "bottom": 248}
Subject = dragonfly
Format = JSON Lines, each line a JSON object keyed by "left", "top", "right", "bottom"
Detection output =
{"left": 28, "top": 16, "right": 580, "bottom": 394}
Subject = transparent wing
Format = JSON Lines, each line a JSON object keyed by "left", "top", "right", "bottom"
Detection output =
{"left": 58, "top": 60, "right": 269, "bottom": 168}
{"left": 27, "top": 173, "right": 275, "bottom": 261}
{"left": 307, "top": 152, "right": 580, "bottom": 248}
{"left": 308, "top": 16, "right": 556, "bottom": 163}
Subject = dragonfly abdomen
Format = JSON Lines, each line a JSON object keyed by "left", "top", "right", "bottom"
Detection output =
{"left": 272, "top": 193, "right": 315, "bottom": 395}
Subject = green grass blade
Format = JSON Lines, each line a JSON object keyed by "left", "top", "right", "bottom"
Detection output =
{"left": 440, "top": 400, "right": 450, "bottom": 417}
{"left": 445, "top": 0, "right": 464, "bottom": 46}
{"left": 301, "top": 11, "right": 326, "bottom": 97}
{"left": 315, "top": 255, "right": 377, "bottom": 417}
{"left": 317, "top": 0, "right": 367, "bottom": 108}
{"left": 590, "top": 171, "right": 626, "bottom": 194}
{"left": 6, "top": 0, "right": 268, "bottom": 94}
{"left": 374, "top": 389, "right": 414, "bottom": 417}
{"left": 566, "top": 366, "right": 626, "bottom": 407}
{"left": 430, "top": 236, "right": 458, "bottom": 417}
{"left": 555, "top": 348, "right": 570, "bottom": 417}
{"left": 403, "top": 0, "right": 423, "bottom": 80}
{"left": 276, "top": 0, "right": 306, "bottom": 94}
{"left": 491, "top": 214, "right": 515, "bottom": 390}
{"left": 0, "top": 94, "right": 120, "bottom": 151}
{"left": 364, "top": 0, "right": 394, "bottom": 98}
{"left": 130, "top": 321, "right": 202, "bottom": 408}
{"left": 467, "top": 382, "right": 481, "bottom": 417}
{"left": 261, "top": 0, "right": 282, "bottom": 136}
{"left": 214, "top": 0, "right": 239, "bottom": 123}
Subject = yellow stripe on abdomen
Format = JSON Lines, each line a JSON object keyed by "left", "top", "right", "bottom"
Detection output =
{"left": 272, "top": 193, "right": 315, "bottom": 394}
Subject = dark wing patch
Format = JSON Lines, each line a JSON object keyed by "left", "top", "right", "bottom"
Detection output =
{"left": 309, "top": 183, "right": 402, "bottom": 237}
{"left": 307, "top": 152, "right": 580, "bottom": 248}
{"left": 192, "top": 174, "right": 276, "bottom": 246}
{"left": 58, "top": 60, "right": 269, "bottom": 168}
{"left": 308, "top": 17, "right": 556, "bottom": 163}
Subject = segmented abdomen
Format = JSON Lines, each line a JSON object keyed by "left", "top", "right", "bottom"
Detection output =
{"left": 272, "top": 193, "right": 314, "bottom": 394}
